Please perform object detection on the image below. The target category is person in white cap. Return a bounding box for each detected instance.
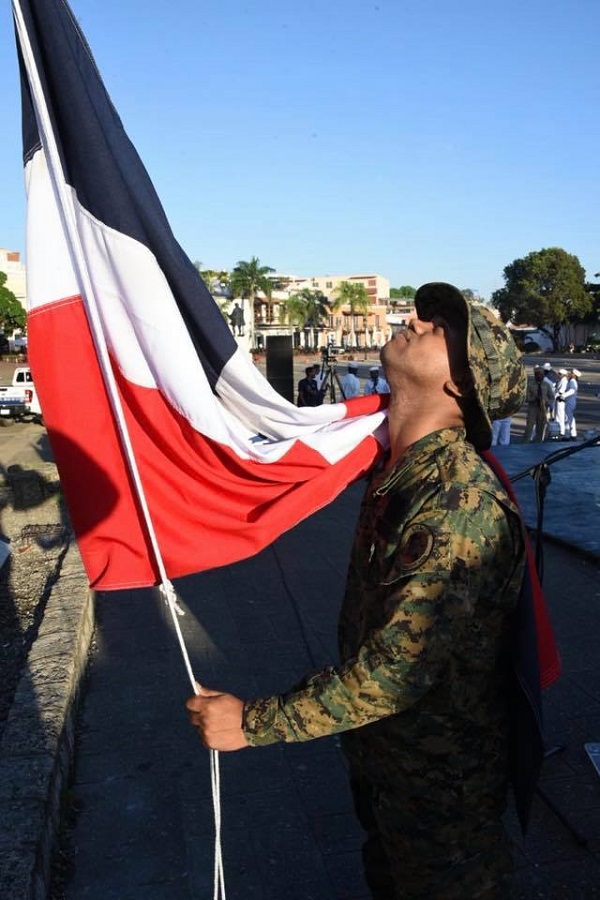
[542,361,556,380]
[363,364,390,396]
[563,368,581,439]
[554,368,569,436]
[340,362,361,399]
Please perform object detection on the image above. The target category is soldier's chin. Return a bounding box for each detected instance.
[379,340,393,368]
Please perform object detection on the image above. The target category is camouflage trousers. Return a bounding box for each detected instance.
[348,770,513,899]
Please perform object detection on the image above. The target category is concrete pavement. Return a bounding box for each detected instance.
[0,425,599,898]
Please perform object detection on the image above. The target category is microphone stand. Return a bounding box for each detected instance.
[510,430,599,846]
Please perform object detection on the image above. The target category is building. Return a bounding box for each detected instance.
[252,271,393,351]
[386,299,416,332]
[0,249,27,309]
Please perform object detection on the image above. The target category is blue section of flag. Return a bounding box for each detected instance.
[14,0,235,389]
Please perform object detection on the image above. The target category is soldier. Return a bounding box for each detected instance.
[187,283,528,898]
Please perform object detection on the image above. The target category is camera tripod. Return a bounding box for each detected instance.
[317,356,347,403]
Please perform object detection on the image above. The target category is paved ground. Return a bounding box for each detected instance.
[0,355,599,899]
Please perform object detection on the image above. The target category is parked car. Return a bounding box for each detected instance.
[585,333,600,353]
[510,328,554,353]
[0,366,42,422]
[11,336,28,353]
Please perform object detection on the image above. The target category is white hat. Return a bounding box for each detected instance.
[369,366,379,373]
[543,363,552,370]
[348,363,358,371]
[558,368,568,375]
[571,368,581,377]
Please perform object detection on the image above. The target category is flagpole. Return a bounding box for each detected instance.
[12,0,195,681]
[12,3,225,896]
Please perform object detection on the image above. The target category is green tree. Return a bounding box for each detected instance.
[283,288,331,348]
[229,256,278,326]
[390,285,416,299]
[193,261,230,294]
[229,256,275,302]
[193,262,231,324]
[492,248,592,351]
[284,288,330,327]
[331,281,370,344]
[0,272,26,334]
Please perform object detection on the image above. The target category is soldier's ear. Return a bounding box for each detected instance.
[444,372,474,400]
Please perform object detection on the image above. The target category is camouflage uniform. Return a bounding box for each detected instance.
[244,427,525,899]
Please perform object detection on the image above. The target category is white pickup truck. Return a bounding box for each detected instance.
[0,366,42,421]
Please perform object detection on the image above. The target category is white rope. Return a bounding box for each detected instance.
[211,750,226,899]
[159,582,226,899]
[13,4,225,897]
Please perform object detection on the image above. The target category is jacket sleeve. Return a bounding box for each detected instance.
[243,503,514,746]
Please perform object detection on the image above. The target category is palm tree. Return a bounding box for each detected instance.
[284,288,331,348]
[331,281,370,347]
[200,269,230,294]
[229,256,276,327]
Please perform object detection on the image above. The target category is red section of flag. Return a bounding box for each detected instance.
[482,450,561,689]
[523,536,561,690]
[29,298,382,589]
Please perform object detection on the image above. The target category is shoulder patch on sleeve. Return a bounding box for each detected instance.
[398,523,435,572]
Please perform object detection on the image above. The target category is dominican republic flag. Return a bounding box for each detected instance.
[13,0,389,591]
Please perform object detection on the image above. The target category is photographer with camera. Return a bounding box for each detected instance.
[296,365,321,407]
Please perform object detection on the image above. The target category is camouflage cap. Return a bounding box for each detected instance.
[414,282,526,450]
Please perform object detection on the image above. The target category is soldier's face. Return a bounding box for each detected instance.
[381,316,461,389]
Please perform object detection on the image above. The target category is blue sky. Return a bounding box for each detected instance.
[1,0,599,299]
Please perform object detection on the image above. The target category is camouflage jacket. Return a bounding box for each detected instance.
[243,428,525,770]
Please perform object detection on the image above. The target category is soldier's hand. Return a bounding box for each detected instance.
[186,684,249,751]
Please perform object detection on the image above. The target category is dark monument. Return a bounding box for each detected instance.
[229,302,245,336]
